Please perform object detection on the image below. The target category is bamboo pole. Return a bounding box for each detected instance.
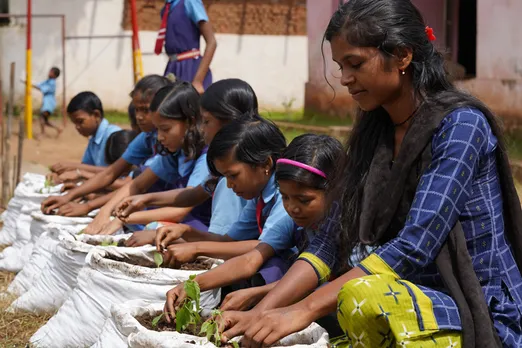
[8,63,16,197]
[1,70,8,207]
[16,110,25,186]
[130,0,144,83]
[24,0,33,139]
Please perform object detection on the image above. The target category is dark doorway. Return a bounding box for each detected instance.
[457,0,477,77]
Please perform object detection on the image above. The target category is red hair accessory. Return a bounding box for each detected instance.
[425,26,436,41]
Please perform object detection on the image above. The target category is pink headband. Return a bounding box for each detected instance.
[276,159,327,179]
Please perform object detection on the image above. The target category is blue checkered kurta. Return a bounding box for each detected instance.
[358,107,522,346]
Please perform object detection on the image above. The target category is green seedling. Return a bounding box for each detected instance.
[153,251,164,268]
[101,240,118,247]
[175,275,201,333]
[151,312,164,328]
[200,309,225,347]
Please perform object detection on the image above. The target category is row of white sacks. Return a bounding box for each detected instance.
[0,173,330,347]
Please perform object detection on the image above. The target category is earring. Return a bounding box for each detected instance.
[401,70,406,75]
[265,169,269,176]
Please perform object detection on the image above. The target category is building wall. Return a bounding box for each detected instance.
[305,0,522,120]
[0,0,307,112]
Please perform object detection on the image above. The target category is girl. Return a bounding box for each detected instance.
[83,81,211,235]
[219,134,345,313]
[157,118,297,322]
[41,75,172,216]
[221,1,522,347]
[156,0,216,94]
[114,78,258,237]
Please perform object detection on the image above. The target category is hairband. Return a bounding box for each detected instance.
[276,159,327,179]
[425,26,436,41]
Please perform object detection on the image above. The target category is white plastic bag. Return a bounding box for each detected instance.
[94,300,330,348]
[0,212,90,273]
[9,233,131,313]
[31,247,222,348]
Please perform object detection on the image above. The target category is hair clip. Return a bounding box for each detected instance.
[425,26,436,41]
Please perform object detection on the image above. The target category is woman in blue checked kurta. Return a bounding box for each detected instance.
[221,1,522,347]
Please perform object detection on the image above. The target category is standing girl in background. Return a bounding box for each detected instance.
[222,0,522,347]
[155,0,216,94]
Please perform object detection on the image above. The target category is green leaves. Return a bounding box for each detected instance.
[231,341,240,348]
[175,303,191,332]
[101,240,117,247]
[151,313,164,328]
[185,275,200,311]
[153,252,163,268]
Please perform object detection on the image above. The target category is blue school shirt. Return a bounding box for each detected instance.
[81,119,121,167]
[121,131,157,165]
[226,174,295,253]
[208,177,248,235]
[149,150,209,188]
[164,0,208,26]
[38,79,57,113]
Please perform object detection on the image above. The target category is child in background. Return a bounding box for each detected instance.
[68,92,122,167]
[82,81,211,235]
[156,0,216,93]
[41,75,172,215]
[30,66,62,138]
[156,118,297,322]
[115,78,258,243]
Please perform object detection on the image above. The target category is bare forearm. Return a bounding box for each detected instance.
[195,240,260,260]
[297,267,367,321]
[125,207,192,225]
[253,260,320,313]
[84,191,118,211]
[145,186,209,208]
[106,176,132,191]
[181,226,233,243]
[194,22,216,84]
[75,164,106,173]
[65,168,122,201]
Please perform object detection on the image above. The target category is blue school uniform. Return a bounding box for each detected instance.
[81,119,121,167]
[37,78,57,114]
[162,0,212,88]
[226,174,296,284]
[149,148,212,230]
[206,177,248,235]
[121,131,157,165]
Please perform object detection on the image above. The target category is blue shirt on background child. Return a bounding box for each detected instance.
[82,119,121,167]
[38,79,57,114]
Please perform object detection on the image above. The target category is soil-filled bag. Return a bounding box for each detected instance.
[30,247,222,348]
[93,300,330,348]
[0,211,90,273]
[0,173,61,246]
[8,234,130,315]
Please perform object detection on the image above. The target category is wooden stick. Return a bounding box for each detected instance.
[12,155,17,198]
[7,63,15,197]
[16,112,24,186]
[0,70,7,207]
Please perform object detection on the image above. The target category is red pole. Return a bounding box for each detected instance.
[129,0,143,83]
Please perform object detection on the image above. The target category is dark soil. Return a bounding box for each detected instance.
[84,239,126,247]
[105,255,213,270]
[179,258,213,271]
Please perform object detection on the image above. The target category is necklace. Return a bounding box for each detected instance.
[393,106,420,127]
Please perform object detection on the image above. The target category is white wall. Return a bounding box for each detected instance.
[0,0,307,111]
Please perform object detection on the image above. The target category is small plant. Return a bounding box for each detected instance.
[153,251,163,268]
[39,178,54,194]
[100,240,118,247]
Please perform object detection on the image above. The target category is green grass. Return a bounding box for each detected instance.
[105,110,131,125]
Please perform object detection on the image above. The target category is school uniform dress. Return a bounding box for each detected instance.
[333,109,522,347]
[161,0,212,88]
[148,148,212,231]
[81,119,121,167]
[202,177,248,235]
[226,174,296,285]
[37,79,57,115]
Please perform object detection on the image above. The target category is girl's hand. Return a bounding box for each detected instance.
[46,172,60,184]
[164,283,188,323]
[84,214,111,235]
[61,182,77,192]
[51,162,74,174]
[163,243,197,268]
[57,202,91,217]
[220,288,264,311]
[192,80,205,94]
[124,230,156,247]
[239,306,312,348]
[155,224,190,251]
[98,218,123,235]
[114,195,149,220]
[41,195,71,214]
[218,310,257,343]
[58,170,81,183]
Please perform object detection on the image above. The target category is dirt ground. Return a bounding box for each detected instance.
[1,121,128,176]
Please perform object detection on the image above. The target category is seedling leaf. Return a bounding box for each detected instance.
[153,251,163,268]
[184,276,200,311]
[152,313,164,328]
[176,304,191,332]
[231,342,240,348]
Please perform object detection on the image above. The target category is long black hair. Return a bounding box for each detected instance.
[130,74,172,101]
[200,78,260,122]
[105,130,139,164]
[276,134,343,191]
[156,81,205,160]
[326,0,505,263]
[207,116,286,177]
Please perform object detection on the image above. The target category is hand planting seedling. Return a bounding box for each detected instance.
[39,177,54,194]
